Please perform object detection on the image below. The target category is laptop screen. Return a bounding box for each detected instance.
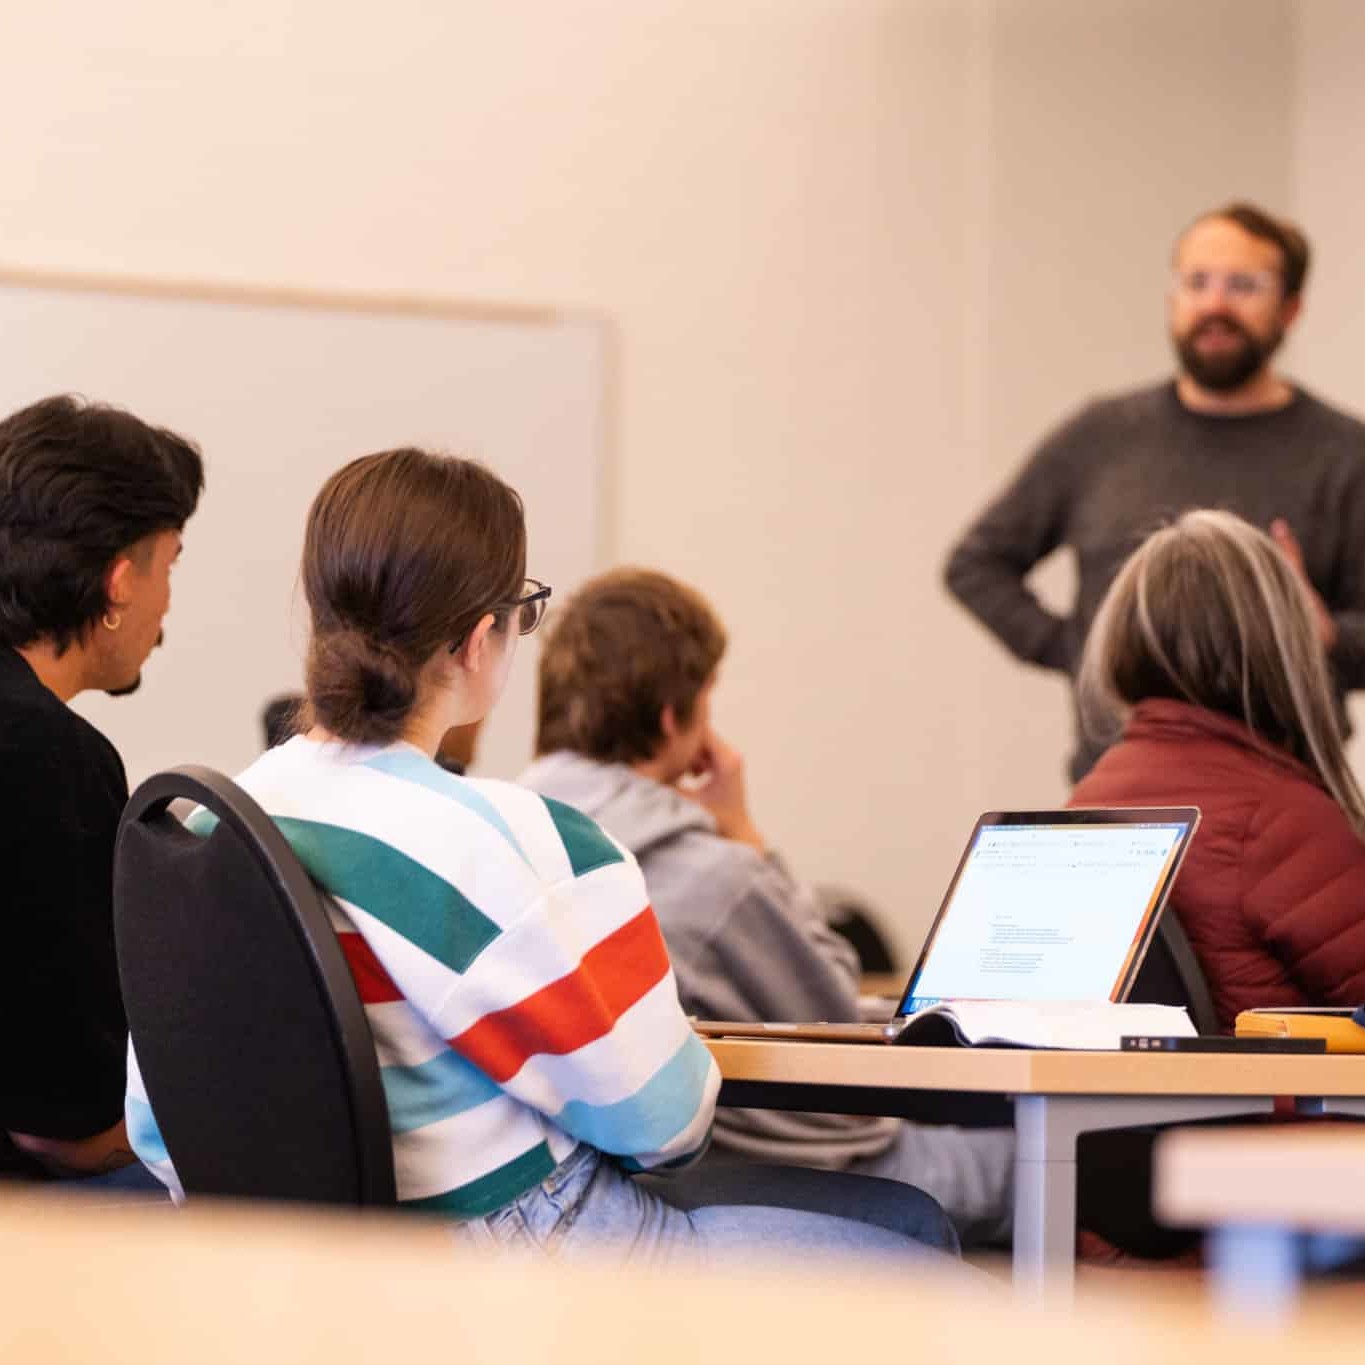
[897,810,1198,1014]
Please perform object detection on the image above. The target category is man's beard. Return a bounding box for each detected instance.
[1173,314,1283,392]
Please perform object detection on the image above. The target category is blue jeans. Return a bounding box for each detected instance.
[81,1161,167,1193]
[42,1160,170,1200]
[450,1145,955,1266]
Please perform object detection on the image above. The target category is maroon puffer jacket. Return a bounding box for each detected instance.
[1070,698,1365,1031]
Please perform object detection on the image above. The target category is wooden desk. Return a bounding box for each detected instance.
[706,1039,1365,1296]
[1156,1123,1365,1314]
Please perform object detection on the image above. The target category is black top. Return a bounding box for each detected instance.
[0,647,129,1154]
[944,382,1365,780]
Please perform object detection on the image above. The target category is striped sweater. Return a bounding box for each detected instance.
[125,735,720,1216]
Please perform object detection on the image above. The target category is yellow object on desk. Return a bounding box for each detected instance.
[1235,1007,1365,1053]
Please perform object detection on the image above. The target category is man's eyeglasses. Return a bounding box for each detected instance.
[503,578,552,636]
[1171,268,1281,301]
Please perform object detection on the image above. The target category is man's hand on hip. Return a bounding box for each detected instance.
[1271,518,1339,650]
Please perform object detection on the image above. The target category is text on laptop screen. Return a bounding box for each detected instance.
[901,822,1188,1011]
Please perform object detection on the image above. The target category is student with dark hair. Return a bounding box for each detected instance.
[128,448,956,1261]
[522,568,1013,1246]
[0,394,204,1184]
[945,200,1365,781]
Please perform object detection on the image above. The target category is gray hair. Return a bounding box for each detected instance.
[1079,509,1365,837]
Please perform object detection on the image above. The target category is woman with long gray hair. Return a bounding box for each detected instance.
[1071,508,1365,1032]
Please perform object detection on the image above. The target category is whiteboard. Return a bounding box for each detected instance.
[0,274,607,785]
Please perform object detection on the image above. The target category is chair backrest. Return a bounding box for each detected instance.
[1129,912,1221,1036]
[114,765,396,1206]
[817,884,898,973]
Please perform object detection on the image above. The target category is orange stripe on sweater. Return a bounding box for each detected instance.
[449,908,670,1082]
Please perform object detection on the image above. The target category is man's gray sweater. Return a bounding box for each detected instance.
[944,381,1365,779]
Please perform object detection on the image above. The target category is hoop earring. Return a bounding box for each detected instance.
[101,611,123,632]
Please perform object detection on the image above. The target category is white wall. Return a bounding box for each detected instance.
[958,0,1295,846]
[1291,0,1365,772]
[0,0,1318,955]
[1291,0,1365,406]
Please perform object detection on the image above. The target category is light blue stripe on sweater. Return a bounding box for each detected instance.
[381,1049,503,1135]
[554,1033,712,1156]
[362,750,529,863]
[125,1094,169,1166]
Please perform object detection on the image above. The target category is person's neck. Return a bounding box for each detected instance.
[304,718,436,756]
[1175,368,1294,416]
[631,753,680,786]
[305,691,479,759]
[14,638,92,703]
[402,694,483,760]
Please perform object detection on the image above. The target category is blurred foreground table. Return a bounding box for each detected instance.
[1157,1121,1365,1316]
[2,1187,1365,1363]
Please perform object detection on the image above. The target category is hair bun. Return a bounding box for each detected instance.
[306,629,418,745]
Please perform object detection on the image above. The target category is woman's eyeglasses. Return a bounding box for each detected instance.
[504,578,552,636]
[450,579,553,654]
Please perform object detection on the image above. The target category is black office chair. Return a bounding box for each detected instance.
[818,884,899,974]
[1076,915,1225,1256]
[113,765,396,1206]
[1130,912,1221,1036]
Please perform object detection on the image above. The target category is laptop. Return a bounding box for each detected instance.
[693,806,1201,1044]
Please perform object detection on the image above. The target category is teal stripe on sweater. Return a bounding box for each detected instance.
[401,1141,557,1219]
[274,817,500,973]
[361,750,529,864]
[381,1050,502,1135]
[541,797,625,878]
[619,1137,711,1175]
[185,808,218,836]
[554,1032,711,1156]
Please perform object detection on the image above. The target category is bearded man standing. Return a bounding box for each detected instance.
[944,202,1365,780]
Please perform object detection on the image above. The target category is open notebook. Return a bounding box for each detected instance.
[694,807,1201,1050]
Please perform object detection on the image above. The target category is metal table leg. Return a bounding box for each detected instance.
[1012,1093,1278,1301]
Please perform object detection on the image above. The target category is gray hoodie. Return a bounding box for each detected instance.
[519,751,899,1168]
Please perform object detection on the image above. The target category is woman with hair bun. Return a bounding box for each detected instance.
[1073,508,1365,1031]
[128,446,955,1262]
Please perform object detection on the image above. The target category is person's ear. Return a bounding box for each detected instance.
[452,613,499,673]
[1280,292,1304,331]
[659,703,680,741]
[104,555,136,611]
